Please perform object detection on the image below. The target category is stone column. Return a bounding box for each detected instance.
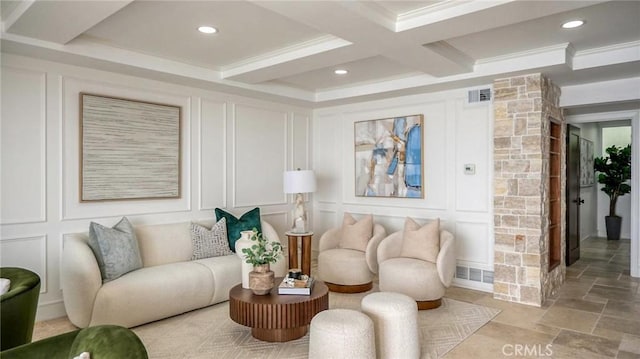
[492,73,565,306]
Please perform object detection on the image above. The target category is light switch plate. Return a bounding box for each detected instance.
[464,164,476,175]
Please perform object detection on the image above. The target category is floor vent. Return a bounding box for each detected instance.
[456,265,494,283]
[468,88,491,103]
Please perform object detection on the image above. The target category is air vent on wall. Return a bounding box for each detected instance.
[468,88,491,103]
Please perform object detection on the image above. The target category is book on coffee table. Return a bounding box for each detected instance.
[278,276,315,295]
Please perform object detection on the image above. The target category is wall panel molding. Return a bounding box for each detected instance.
[0,235,48,293]
[232,104,288,207]
[1,66,47,225]
[199,97,227,211]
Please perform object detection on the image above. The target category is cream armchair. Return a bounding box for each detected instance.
[377,223,456,309]
[317,214,387,293]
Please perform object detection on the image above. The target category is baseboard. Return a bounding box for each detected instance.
[36,300,67,321]
[452,278,493,293]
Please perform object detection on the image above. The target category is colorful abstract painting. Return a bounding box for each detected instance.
[354,115,423,198]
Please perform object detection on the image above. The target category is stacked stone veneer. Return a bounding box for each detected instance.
[493,73,566,306]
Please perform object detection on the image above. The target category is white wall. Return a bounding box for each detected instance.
[573,123,599,240]
[597,123,632,239]
[312,87,494,291]
[0,54,311,320]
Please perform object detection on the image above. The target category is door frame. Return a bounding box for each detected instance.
[566,109,639,277]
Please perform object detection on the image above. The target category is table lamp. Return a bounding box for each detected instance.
[283,169,316,233]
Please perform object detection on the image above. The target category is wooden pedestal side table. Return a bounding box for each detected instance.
[228,278,329,342]
[285,231,313,276]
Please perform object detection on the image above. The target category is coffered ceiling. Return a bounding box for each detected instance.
[1,0,639,107]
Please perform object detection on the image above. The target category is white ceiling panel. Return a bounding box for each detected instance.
[274,56,419,91]
[1,0,638,106]
[446,1,640,59]
[80,0,324,69]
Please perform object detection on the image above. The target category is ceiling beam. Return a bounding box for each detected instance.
[3,0,133,44]
[252,1,474,78]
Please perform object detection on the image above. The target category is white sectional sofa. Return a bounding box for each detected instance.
[62,219,287,328]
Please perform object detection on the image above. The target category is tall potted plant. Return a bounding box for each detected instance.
[594,144,632,240]
[241,228,282,295]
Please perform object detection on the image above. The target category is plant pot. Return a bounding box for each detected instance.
[249,264,274,295]
[605,216,622,241]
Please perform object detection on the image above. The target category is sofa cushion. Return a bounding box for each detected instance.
[88,217,143,282]
[90,262,214,328]
[400,217,440,263]
[190,218,233,260]
[192,255,242,304]
[135,222,192,267]
[339,213,373,252]
[215,207,262,252]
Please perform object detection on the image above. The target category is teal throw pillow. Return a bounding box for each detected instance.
[88,217,143,282]
[215,207,262,252]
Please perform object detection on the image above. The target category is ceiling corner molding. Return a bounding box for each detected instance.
[396,0,515,32]
[572,40,640,70]
[338,1,396,32]
[221,35,352,82]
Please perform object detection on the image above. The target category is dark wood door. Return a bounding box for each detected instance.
[566,125,581,265]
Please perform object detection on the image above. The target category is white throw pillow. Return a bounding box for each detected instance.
[0,278,10,296]
[338,213,373,252]
[399,217,440,263]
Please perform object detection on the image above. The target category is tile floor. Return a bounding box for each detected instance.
[444,237,640,359]
[33,237,640,358]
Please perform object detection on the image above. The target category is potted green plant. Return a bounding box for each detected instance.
[240,228,282,295]
[594,144,632,240]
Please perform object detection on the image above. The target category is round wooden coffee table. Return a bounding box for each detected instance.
[229,278,329,342]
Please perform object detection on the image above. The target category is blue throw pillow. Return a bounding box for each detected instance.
[214,207,262,252]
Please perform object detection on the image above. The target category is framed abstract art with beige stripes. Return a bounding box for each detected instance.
[80,93,181,201]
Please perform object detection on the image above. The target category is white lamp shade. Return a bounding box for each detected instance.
[283,170,316,193]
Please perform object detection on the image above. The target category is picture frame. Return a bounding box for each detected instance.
[580,138,594,187]
[354,114,424,198]
[80,93,181,201]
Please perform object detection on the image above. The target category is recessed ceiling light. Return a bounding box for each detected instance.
[334,69,348,75]
[562,20,584,29]
[198,26,218,34]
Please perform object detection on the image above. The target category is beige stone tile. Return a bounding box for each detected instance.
[552,329,620,357]
[603,299,640,319]
[595,277,639,290]
[552,297,606,313]
[475,321,555,346]
[596,315,640,336]
[538,306,600,333]
[549,344,613,359]
[619,333,640,356]
[589,285,638,301]
[444,286,491,303]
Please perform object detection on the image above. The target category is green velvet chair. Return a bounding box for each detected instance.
[0,267,41,351]
[0,325,148,359]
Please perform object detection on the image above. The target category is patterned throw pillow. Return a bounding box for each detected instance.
[191,218,233,260]
[88,217,143,282]
[214,207,262,252]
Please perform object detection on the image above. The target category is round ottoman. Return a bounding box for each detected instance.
[361,292,420,359]
[309,309,375,359]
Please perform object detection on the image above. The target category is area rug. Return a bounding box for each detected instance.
[131,287,500,359]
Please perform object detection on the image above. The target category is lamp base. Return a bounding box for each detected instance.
[291,217,308,233]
